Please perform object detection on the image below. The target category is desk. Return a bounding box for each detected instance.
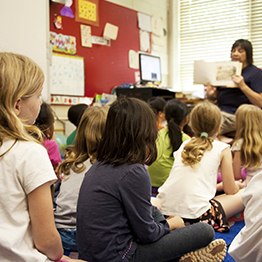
[115,87,176,102]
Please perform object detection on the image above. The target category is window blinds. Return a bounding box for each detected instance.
[179,0,262,92]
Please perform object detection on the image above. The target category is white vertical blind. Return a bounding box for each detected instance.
[179,0,262,92]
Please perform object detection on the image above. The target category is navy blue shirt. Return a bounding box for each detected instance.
[77,162,170,262]
[217,65,262,114]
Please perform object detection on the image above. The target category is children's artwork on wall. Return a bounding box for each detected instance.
[138,12,152,32]
[128,50,139,69]
[75,0,99,27]
[81,24,92,47]
[54,15,63,29]
[50,32,76,54]
[140,30,150,52]
[91,36,110,46]
[60,0,74,18]
[50,53,85,96]
[103,23,119,40]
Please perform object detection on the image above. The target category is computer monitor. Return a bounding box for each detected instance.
[139,53,161,85]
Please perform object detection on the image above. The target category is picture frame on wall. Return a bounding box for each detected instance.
[75,0,99,27]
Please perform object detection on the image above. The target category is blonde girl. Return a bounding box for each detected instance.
[54,105,108,252]
[158,101,244,232]
[232,104,262,185]
[0,52,84,262]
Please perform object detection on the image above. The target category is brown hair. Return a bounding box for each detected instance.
[97,97,158,166]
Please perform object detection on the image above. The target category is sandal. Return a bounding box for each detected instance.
[179,239,227,262]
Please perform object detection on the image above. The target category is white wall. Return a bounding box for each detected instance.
[0,0,50,100]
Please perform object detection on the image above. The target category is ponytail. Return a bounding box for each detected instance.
[181,136,213,168]
[168,119,182,156]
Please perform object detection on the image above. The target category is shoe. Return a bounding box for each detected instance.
[179,239,227,262]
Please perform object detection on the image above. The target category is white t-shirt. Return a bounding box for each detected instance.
[0,138,57,262]
[55,159,92,228]
[232,138,262,185]
[158,139,229,218]
[229,171,262,262]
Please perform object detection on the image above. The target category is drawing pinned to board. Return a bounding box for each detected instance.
[75,0,99,27]
[128,50,139,69]
[103,23,119,40]
[60,0,74,18]
[91,36,110,46]
[138,12,152,32]
[50,53,85,96]
[139,30,150,52]
[81,24,92,47]
[50,32,76,54]
[54,15,63,29]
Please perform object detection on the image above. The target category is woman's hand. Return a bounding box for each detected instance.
[206,81,218,101]
[166,215,185,230]
[232,75,246,90]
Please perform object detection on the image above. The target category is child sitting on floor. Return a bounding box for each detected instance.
[35,102,62,175]
[0,52,84,262]
[147,98,190,192]
[157,101,245,232]
[148,96,167,130]
[232,104,262,186]
[54,105,109,252]
[76,97,227,262]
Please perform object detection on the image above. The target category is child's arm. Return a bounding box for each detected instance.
[220,147,244,194]
[28,182,63,261]
[232,151,243,180]
[166,215,185,230]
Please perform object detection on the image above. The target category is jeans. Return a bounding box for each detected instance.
[132,220,215,262]
[57,228,78,252]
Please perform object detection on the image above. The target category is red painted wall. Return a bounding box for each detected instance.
[50,0,141,97]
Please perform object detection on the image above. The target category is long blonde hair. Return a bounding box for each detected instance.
[234,104,262,168]
[59,106,109,175]
[0,52,44,145]
[181,101,221,167]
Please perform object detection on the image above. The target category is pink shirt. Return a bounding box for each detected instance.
[43,139,62,166]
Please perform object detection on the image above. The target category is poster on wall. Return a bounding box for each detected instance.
[75,0,99,27]
[50,32,76,54]
[50,53,85,96]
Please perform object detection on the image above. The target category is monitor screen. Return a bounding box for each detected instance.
[139,53,161,84]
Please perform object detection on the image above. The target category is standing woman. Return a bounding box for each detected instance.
[206,39,262,135]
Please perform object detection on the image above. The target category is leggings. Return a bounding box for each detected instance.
[130,207,215,262]
[132,222,214,262]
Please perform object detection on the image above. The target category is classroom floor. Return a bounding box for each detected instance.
[214,215,245,262]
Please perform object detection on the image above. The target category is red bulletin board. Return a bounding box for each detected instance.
[50,0,142,97]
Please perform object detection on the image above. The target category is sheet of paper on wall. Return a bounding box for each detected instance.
[139,30,150,52]
[91,36,111,46]
[103,23,119,40]
[152,16,163,37]
[138,12,152,32]
[81,24,92,48]
[194,60,242,87]
[152,34,164,46]
[128,50,139,69]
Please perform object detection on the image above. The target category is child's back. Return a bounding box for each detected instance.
[54,105,108,251]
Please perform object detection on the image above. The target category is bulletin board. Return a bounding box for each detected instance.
[50,53,85,96]
[50,1,141,97]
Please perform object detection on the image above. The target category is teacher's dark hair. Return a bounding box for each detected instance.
[231,39,253,65]
[97,97,158,166]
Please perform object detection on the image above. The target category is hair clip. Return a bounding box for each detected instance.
[200,132,208,138]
